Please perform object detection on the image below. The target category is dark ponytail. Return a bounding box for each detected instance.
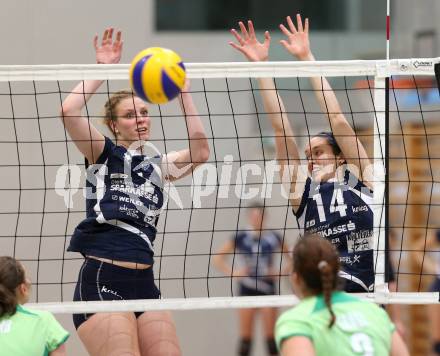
[317,260,336,327]
[293,235,340,328]
[0,256,25,317]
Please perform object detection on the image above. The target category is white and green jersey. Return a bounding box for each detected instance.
[0,305,69,356]
[276,292,394,356]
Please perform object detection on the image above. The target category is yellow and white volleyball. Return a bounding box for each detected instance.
[129,47,186,104]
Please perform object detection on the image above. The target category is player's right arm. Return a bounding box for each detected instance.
[229,21,304,210]
[60,28,123,163]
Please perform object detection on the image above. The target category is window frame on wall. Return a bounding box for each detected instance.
[155,0,385,32]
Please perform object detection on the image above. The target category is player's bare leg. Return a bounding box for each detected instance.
[137,311,181,356]
[78,312,141,356]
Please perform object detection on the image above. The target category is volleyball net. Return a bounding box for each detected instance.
[0,59,438,314]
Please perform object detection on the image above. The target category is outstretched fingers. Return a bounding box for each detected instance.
[229,41,246,55]
[101,28,112,46]
[238,21,250,40]
[279,39,289,50]
[93,34,98,50]
[115,30,122,44]
[304,17,309,33]
[230,28,245,46]
[247,20,256,39]
[107,28,114,45]
[101,29,108,45]
[286,16,297,34]
[263,31,271,46]
[229,20,270,62]
[279,23,291,37]
[114,30,123,50]
[296,14,303,32]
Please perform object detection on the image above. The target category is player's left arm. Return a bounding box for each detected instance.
[162,79,210,181]
[280,14,372,189]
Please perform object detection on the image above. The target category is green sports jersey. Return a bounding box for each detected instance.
[0,305,69,356]
[275,292,394,356]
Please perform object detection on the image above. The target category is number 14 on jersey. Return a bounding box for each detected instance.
[312,189,347,223]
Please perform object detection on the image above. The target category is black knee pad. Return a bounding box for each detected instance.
[238,338,252,356]
[266,338,278,355]
[434,341,440,355]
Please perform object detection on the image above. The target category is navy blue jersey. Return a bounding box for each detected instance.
[68,137,164,265]
[234,230,282,294]
[295,169,374,292]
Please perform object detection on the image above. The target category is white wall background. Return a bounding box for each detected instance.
[0,1,437,356]
[392,0,440,58]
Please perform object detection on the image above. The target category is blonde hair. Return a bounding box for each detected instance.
[103,90,135,136]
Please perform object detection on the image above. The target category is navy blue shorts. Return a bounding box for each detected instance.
[342,279,372,293]
[239,279,276,296]
[73,258,160,329]
[429,277,440,292]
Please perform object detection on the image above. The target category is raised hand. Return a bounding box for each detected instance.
[279,14,313,61]
[93,28,123,65]
[229,20,270,62]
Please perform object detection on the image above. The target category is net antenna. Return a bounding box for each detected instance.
[379,0,390,295]
[372,0,391,293]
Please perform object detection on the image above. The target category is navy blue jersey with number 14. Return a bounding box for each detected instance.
[295,169,374,292]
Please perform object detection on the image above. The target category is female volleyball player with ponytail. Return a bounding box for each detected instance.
[229,14,376,293]
[0,256,69,356]
[61,28,209,356]
[275,234,409,356]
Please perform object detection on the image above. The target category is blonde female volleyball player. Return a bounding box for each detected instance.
[213,202,290,356]
[0,256,69,356]
[61,29,209,356]
[275,235,409,356]
[229,15,376,293]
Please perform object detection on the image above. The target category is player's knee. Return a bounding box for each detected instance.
[266,338,278,355]
[145,340,181,356]
[238,338,252,356]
